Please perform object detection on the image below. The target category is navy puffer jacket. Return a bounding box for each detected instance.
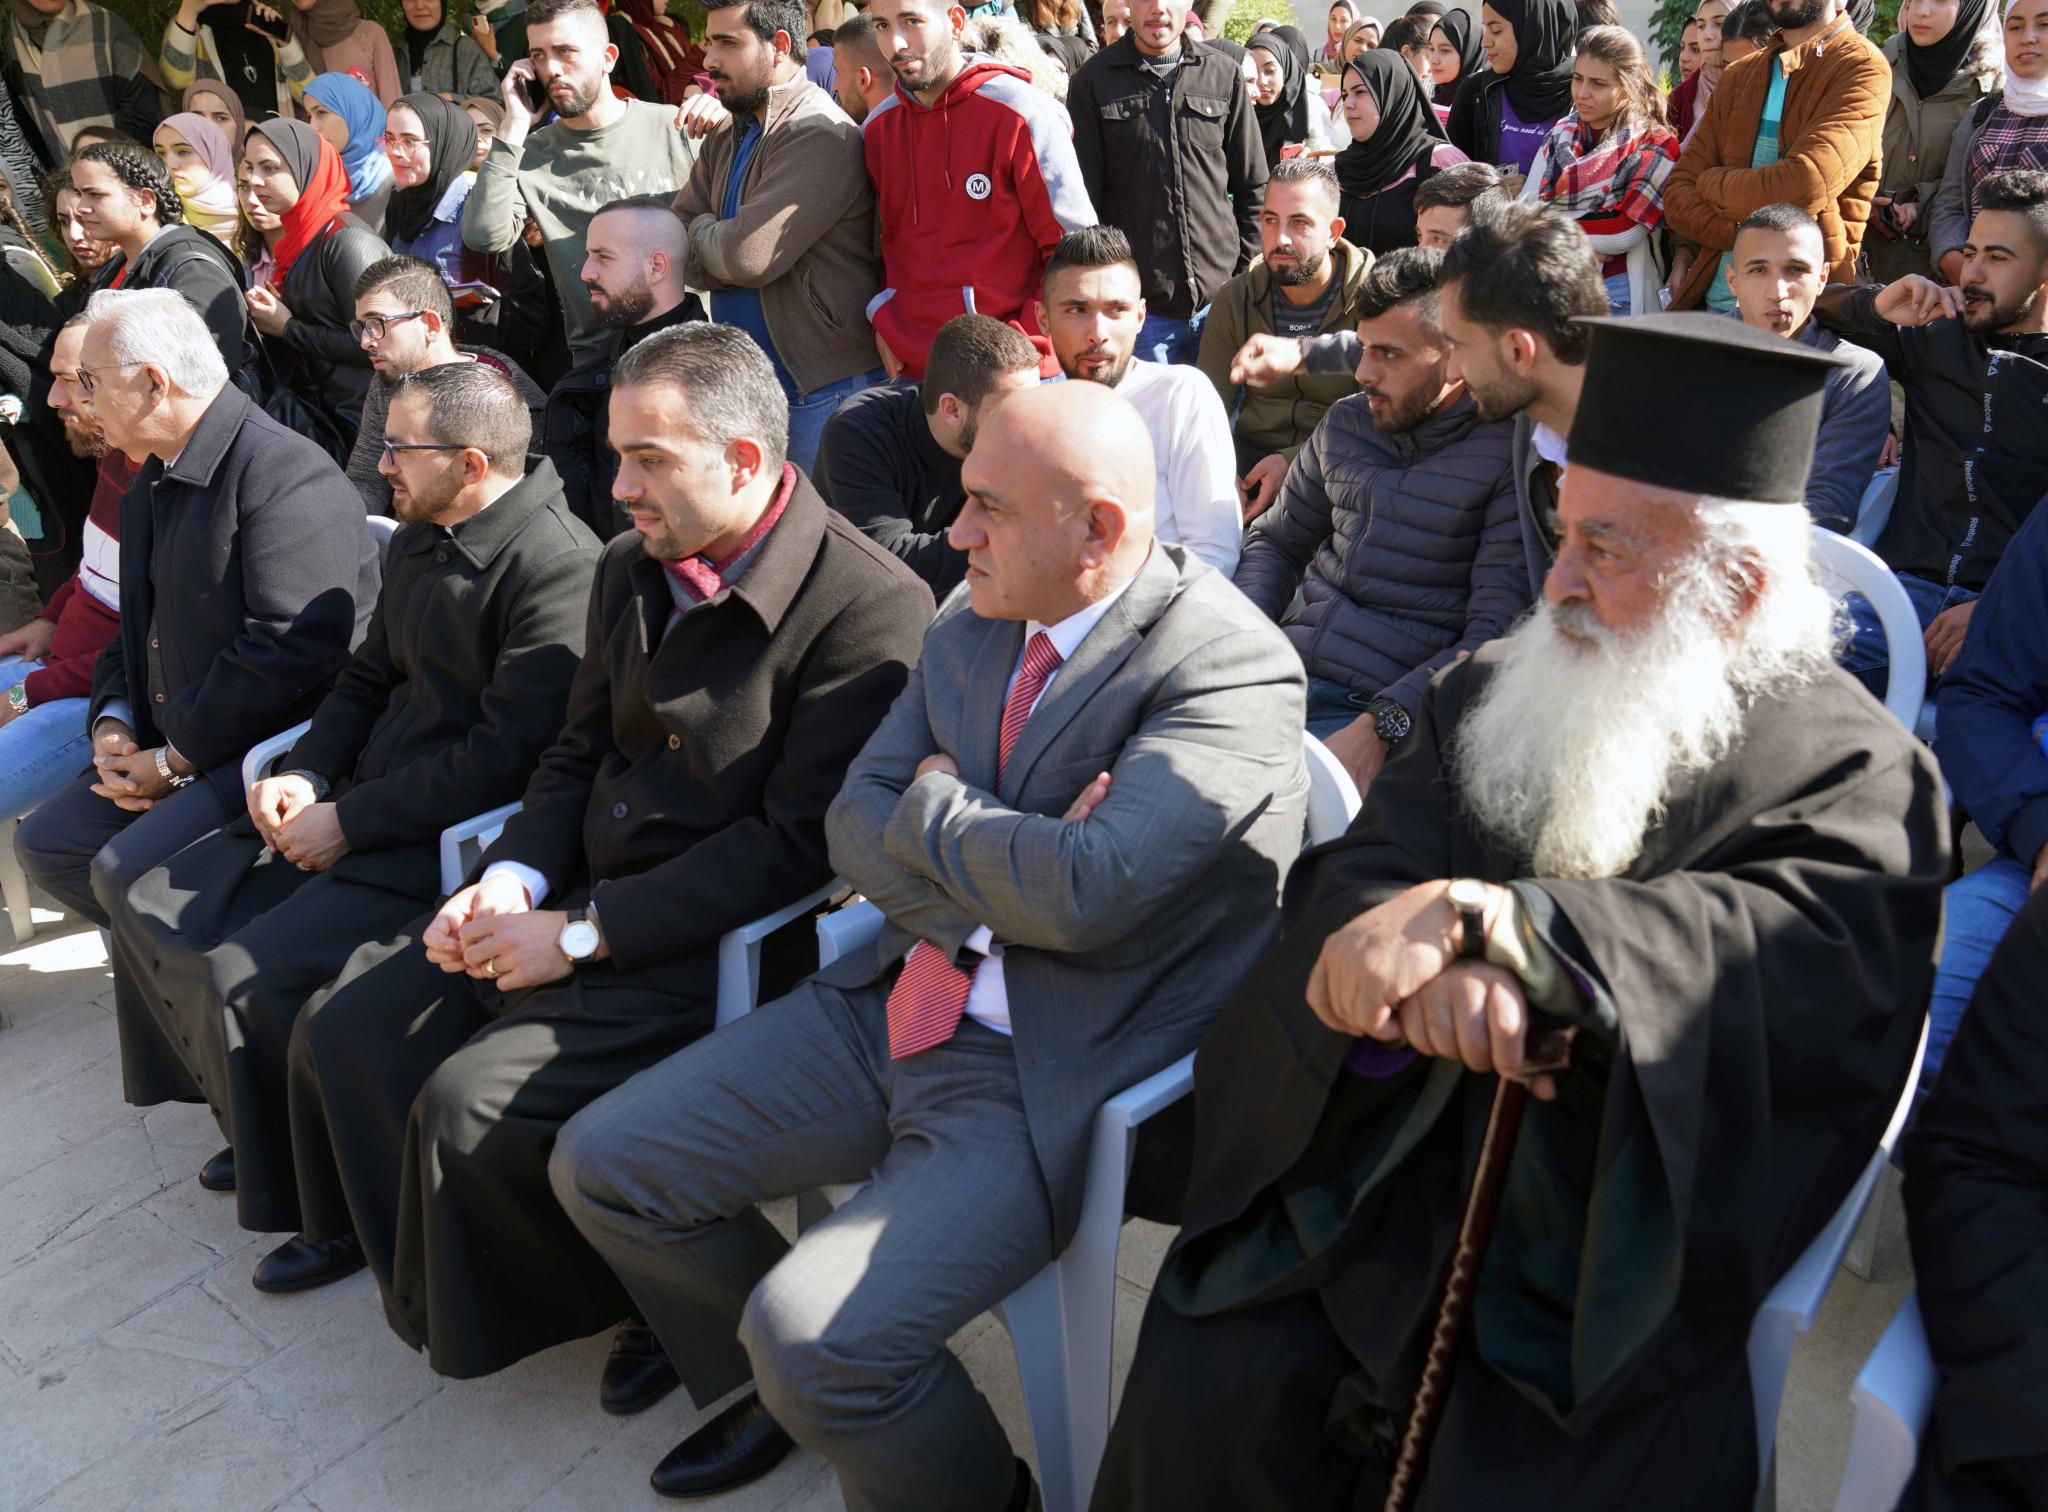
[1232,389,1527,713]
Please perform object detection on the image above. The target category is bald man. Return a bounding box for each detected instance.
[551,381,1310,1506]
[543,196,705,536]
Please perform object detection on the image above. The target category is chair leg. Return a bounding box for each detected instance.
[1844,1168,1891,1282]
[994,1218,1124,1512]
[0,817,31,945]
[997,1264,1080,1512]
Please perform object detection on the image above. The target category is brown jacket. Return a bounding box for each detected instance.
[1664,13,1889,309]
[673,75,882,395]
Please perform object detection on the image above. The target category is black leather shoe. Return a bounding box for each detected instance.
[600,1318,681,1416]
[198,1147,235,1193]
[650,1391,794,1499]
[251,1233,367,1294]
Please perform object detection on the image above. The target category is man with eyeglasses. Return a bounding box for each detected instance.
[16,286,378,1134]
[342,255,546,515]
[102,360,599,1253]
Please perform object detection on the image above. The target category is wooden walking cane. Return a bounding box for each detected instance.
[1382,1024,1576,1512]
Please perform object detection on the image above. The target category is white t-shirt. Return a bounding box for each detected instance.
[1112,359,1243,577]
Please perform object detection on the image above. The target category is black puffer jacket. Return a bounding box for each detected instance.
[1232,389,1526,714]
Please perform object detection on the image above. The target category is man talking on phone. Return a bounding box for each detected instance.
[461,0,698,360]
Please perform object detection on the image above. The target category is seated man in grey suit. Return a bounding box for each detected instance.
[550,379,1310,1509]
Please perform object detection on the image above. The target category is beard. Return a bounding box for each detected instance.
[1452,569,1772,880]
[1464,364,1539,424]
[1068,345,1136,388]
[1269,249,1327,287]
[589,278,655,329]
[1962,282,2040,332]
[1765,0,1827,26]
[392,471,464,526]
[1365,369,1448,434]
[712,68,771,116]
[60,412,103,458]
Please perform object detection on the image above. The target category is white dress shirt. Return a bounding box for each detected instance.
[1112,359,1244,578]
[958,566,1138,1035]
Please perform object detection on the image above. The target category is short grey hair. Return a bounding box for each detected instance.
[613,323,789,468]
[83,288,228,396]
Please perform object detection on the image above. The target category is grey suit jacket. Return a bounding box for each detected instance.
[824,543,1309,1250]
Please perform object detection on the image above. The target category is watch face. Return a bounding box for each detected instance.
[560,920,601,959]
[1446,879,1490,912]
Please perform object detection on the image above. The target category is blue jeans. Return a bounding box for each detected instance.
[1837,570,1979,701]
[0,656,90,822]
[1925,854,2033,1084]
[1305,674,1371,740]
[787,367,886,475]
[1135,307,1208,367]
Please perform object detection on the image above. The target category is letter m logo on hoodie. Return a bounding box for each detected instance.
[861,58,1097,381]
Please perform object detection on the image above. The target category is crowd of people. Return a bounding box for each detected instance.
[0,0,2040,1503]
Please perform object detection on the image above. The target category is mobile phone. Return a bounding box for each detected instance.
[249,4,291,41]
[517,71,549,114]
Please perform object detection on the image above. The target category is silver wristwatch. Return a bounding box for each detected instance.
[154,746,195,789]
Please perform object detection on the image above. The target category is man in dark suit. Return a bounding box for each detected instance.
[267,325,933,1392]
[105,363,600,1233]
[550,379,1309,1507]
[811,313,1041,597]
[15,286,376,1007]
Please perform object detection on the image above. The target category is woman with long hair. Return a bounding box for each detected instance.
[302,71,393,237]
[1248,26,1338,165]
[46,173,112,294]
[153,112,245,259]
[238,118,388,460]
[1334,49,1468,253]
[1523,25,1678,313]
[1926,0,2045,282]
[1870,0,2002,281]
[1446,0,1574,178]
[1428,6,1485,111]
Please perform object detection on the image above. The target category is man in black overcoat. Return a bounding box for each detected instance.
[106,363,600,1231]
[1095,315,1952,1511]
[261,324,934,1395]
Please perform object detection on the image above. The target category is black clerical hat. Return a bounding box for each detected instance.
[1565,312,1852,505]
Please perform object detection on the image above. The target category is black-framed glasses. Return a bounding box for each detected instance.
[379,439,476,464]
[350,310,427,343]
[74,361,148,396]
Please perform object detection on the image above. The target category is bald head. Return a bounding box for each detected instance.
[581,199,689,329]
[951,381,1156,623]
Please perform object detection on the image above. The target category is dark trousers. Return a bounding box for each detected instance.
[285,924,713,1378]
[114,827,429,1232]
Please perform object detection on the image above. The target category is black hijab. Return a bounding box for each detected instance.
[1430,8,1485,106]
[1268,22,1316,73]
[1904,0,1990,98]
[386,92,476,245]
[1247,33,1316,167]
[1488,0,1574,121]
[1334,48,1448,197]
[404,0,444,77]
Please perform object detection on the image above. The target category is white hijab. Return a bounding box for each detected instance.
[2005,0,2048,115]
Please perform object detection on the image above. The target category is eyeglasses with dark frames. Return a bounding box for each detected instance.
[73,361,149,396]
[350,310,428,343]
[379,439,480,464]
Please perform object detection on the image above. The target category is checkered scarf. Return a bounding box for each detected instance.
[1535,113,1680,229]
[7,0,152,160]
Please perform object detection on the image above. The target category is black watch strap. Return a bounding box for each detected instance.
[1368,696,1412,746]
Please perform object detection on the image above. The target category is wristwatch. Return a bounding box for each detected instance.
[1447,877,1491,961]
[154,746,195,789]
[5,682,25,717]
[1366,696,1412,747]
[558,906,602,964]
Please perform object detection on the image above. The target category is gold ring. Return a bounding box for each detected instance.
[485,959,500,978]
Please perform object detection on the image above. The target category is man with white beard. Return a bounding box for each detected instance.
[1095,312,1951,1512]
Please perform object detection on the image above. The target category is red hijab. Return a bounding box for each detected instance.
[245,119,353,291]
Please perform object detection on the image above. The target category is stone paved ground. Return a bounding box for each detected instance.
[0,900,1909,1512]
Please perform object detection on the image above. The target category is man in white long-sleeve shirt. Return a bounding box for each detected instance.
[1038,226,1243,575]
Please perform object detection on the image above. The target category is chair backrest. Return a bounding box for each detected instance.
[1302,732,1363,847]
[366,514,399,566]
[1810,527,1926,732]
[437,801,522,895]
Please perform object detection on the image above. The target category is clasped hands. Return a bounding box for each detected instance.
[247,773,349,873]
[1307,879,1558,1100]
[423,871,600,993]
[89,719,186,813]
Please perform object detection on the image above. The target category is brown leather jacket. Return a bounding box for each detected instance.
[1664,12,1889,309]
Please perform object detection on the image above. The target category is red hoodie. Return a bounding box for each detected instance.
[861,58,1097,380]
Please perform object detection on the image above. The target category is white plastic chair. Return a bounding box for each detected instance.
[239,719,314,796]
[1833,1293,1934,1512]
[0,817,33,944]
[435,805,838,1030]
[1850,467,1899,552]
[1748,1019,1929,1512]
[365,514,399,561]
[1810,527,1926,733]
[808,731,1361,1512]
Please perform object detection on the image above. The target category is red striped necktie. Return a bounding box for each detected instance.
[885,630,1064,1060]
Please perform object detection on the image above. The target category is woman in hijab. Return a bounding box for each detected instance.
[1333,49,1468,253]
[303,71,393,237]
[153,113,244,258]
[1929,0,2048,281]
[399,0,499,98]
[1869,0,2001,281]
[1445,0,1574,177]
[1427,7,1485,110]
[1248,27,1336,166]
[182,81,247,146]
[383,91,477,281]
[1665,0,1724,141]
[286,0,398,101]
[238,117,389,460]
[462,95,503,167]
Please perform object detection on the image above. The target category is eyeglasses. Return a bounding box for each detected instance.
[73,361,148,396]
[350,311,428,343]
[386,132,431,155]
[379,439,478,464]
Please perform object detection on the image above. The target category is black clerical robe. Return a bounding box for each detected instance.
[1097,643,1949,1511]
[1901,886,2048,1509]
